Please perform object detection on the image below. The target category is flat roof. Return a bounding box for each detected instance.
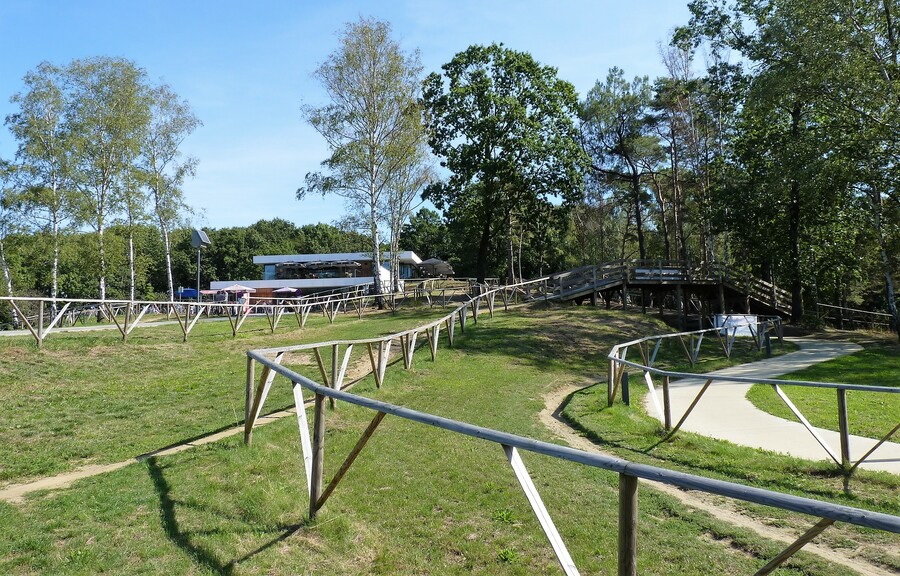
[253,251,421,266]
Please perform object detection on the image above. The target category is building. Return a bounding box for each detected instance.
[209,251,423,300]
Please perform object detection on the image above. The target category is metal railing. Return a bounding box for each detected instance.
[243,283,899,575]
[816,302,894,332]
[607,320,899,482]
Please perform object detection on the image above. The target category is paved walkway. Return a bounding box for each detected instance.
[644,338,900,473]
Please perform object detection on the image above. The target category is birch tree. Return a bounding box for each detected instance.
[5,62,75,304]
[139,83,200,301]
[298,17,426,305]
[66,57,150,300]
[0,159,20,327]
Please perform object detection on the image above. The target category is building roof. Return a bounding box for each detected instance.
[253,251,421,266]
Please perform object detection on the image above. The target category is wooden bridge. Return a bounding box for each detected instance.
[545,260,792,320]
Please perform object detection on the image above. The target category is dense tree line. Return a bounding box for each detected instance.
[0,218,368,321]
[4,4,898,336]
[401,2,899,335]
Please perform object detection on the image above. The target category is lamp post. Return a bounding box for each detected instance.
[191,228,211,303]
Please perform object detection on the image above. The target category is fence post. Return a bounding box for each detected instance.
[309,392,327,520]
[662,375,672,430]
[608,358,615,407]
[622,371,630,406]
[244,356,255,445]
[38,300,45,348]
[837,389,851,469]
[618,473,638,576]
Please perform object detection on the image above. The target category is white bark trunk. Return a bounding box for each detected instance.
[0,233,19,328]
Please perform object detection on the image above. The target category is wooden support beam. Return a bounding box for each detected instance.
[664,379,713,440]
[848,422,900,477]
[315,411,386,513]
[309,392,326,520]
[754,518,834,576]
[430,325,440,360]
[314,348,330,387]
[244,356,255,444]
[8,300,40,347]
[503,445,580,576]
[644,371,663,421]
[366,342,381,388]
[244,351,286,443]
[837,389,851,469]
[292,382,313,495]
[662,376,672,431]
[334,345,353,391]
[618,473,638,576]
[771,384,841,465]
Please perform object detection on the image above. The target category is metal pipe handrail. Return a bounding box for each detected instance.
[248,349,899,531]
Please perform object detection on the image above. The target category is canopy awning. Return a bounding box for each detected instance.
[220,284,256,293]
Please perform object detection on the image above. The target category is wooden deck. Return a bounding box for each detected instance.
[545,260,792,318]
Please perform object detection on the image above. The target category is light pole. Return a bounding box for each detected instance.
[191,228,211,303]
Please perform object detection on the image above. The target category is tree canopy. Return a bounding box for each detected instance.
[422,43,589,282]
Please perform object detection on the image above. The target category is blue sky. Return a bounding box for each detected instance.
[0,1,692,230]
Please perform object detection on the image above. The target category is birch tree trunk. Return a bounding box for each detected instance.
[0,234,18,328]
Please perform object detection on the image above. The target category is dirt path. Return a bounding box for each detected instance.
[540,382,896,576]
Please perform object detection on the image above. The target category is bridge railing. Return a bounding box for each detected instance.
[243,293,899,576]
[548,260,792,314]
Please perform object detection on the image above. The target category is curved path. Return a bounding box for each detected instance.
[643,338,900,473]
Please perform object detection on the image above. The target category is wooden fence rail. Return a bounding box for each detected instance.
[245,345,900,576]
[607,323,899,482]
[244,281,897,574]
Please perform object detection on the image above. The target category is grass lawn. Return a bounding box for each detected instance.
[746,339,900,440]
[0,304,896,574]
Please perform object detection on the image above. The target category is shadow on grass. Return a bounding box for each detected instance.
[146,456,309,575]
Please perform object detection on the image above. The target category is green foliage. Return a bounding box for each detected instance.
[300,17,427,298]
[422,43,589,282]
[399,207,449,260]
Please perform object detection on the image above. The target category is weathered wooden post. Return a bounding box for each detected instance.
[244,356,255,444]
[837,389,851,469]
[618,473,638,576]
[621,371,630,406]
[309,392,327,520]
[38,300,45,348]
[662,375,672,431]
[608,356,616,407]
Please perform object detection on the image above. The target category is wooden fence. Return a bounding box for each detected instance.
[607,321,899,482]
[816,302,895,332]
[243,282,899,575]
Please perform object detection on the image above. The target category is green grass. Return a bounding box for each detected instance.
[0,307,444,483]
[746,343,900,439]
[0,304,895,574]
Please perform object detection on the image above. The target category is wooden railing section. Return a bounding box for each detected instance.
[607,323,899,485]
[548,259,792,316]
[243,289,899,576]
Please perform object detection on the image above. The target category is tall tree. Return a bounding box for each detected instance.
[66,56,151,300]
[422,43,588,282]
[685,0,849,322]
[298,17,426,304]
[139,83,200,301]
[0,159,20,327]
[580,67,662,261]
[5,61,76,304]
[383,143,430,291]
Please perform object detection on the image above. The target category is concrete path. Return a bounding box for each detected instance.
[643,338,900,473]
